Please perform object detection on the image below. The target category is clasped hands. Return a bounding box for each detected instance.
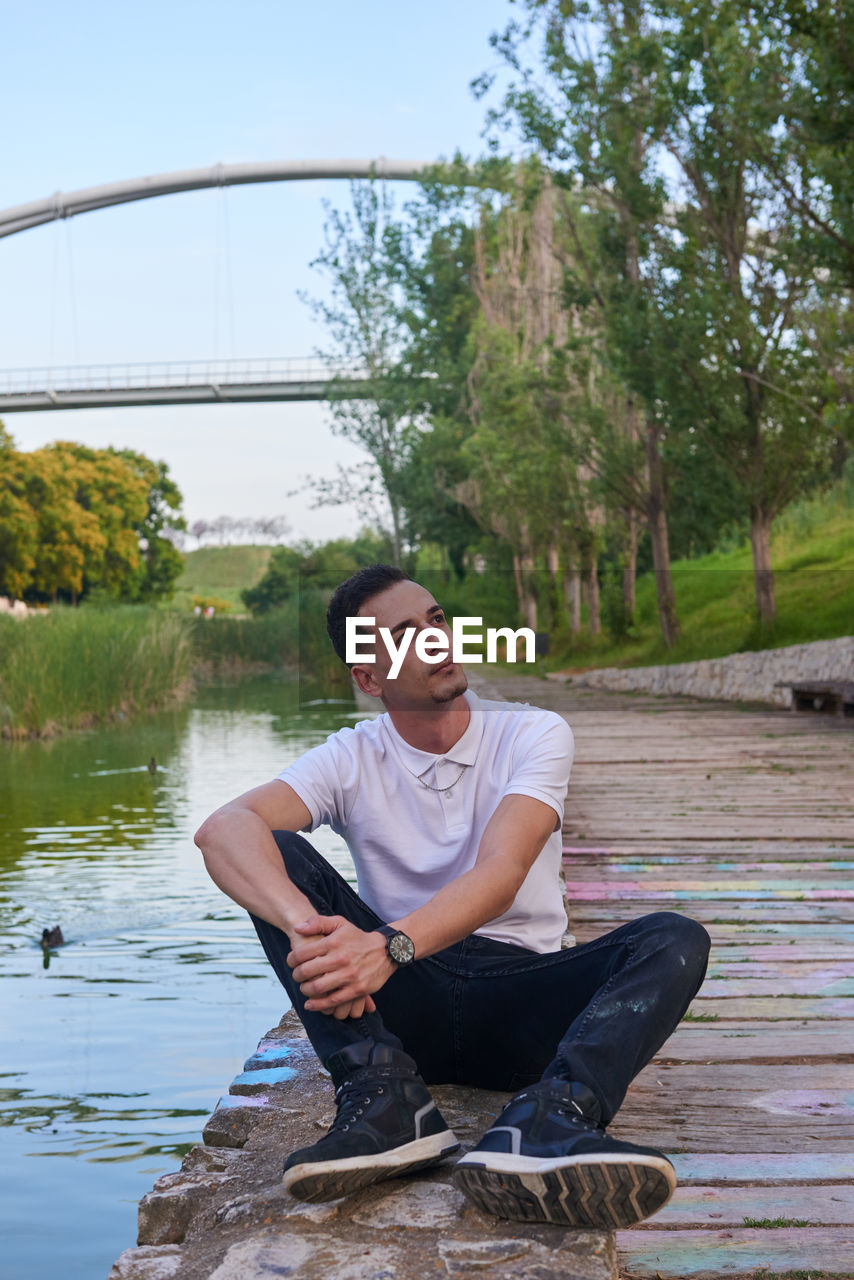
[287,915,396,1021]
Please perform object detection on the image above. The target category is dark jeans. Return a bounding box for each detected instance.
[250,831,710,1125]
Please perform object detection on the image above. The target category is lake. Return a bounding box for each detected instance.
[0,675,367,1280]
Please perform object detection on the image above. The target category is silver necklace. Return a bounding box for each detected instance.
[401,760,467,796]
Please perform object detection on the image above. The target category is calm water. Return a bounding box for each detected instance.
[0,676,367,1280]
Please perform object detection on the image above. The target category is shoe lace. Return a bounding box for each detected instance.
[502,1088,601,1132]
[553,1098,601,1131]
[330,1076,387,1134]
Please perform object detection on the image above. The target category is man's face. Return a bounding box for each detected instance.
[353,579,468,710]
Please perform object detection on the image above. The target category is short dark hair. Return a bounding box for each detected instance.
[326,564,411,664]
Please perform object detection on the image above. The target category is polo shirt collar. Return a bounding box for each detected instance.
[384,689,484,777]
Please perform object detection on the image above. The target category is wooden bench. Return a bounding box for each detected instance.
[776,678,854,718]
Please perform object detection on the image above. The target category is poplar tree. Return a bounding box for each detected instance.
[478,0,685,643]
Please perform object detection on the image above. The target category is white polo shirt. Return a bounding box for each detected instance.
[277,690,574,954]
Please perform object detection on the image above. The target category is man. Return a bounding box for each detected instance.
[195,564,709,1229]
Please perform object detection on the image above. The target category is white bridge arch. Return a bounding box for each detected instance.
[0,158,435,240]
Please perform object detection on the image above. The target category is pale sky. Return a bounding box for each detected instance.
[0,0,518,541]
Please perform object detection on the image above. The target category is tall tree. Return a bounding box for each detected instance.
[480,0,685,643]
[390,171,486,571]
[650,0,830,622]
[755,0,854,287]
[303,180,417,561]
[749,0,854,467]
[462,168,602,630]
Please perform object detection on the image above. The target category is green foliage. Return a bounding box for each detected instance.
[0,426,185,604]
[0,607,193,738]
[240,531,393,615]
[116,449,186,601]
[417,563,521,634]
[389,179,485,564]
[474,0,849,631]
[197,531,394,686]
[240,545,308,614]
[762,0,854,289]
[398,416,483,576]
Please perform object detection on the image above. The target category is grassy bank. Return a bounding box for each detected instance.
[0,608,194,739]
[548,495,854,673]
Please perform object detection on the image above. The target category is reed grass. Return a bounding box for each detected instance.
[0,607,194,738]
[190,591,350,688]
[190,608,298,669]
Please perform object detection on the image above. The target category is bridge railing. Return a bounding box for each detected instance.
[0,356,365,394]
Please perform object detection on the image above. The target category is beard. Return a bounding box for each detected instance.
[428,669,468,705]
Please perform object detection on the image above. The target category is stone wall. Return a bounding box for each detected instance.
[567,635,854,708]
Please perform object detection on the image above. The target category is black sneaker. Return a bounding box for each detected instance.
[283,1042,460,1202]
[454,1079,676,1229]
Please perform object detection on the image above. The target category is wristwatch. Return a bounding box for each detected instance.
[376,924,416,966]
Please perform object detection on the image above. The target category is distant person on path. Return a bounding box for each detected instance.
[196,565,709,1230]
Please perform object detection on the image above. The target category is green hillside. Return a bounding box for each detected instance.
[550,493,854,673]
[173,545,273,612]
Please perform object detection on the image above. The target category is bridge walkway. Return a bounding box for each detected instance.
[0,357,368,412]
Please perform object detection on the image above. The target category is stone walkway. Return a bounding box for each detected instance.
[109,672,854,1280]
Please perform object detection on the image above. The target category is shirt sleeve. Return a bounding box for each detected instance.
[276,728,361,833]
[502,710,574,821]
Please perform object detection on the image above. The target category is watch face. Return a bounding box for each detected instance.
[388,931,415,965]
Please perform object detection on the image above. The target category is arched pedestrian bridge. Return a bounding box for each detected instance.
[0,158,441,412]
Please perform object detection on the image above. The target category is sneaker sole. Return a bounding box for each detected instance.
[284,1131,461,1202]
[454,1151,676,1229]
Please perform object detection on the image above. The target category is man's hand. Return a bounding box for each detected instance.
[287,916,395,1020]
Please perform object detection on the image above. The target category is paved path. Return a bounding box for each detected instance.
[475,671,854,1279]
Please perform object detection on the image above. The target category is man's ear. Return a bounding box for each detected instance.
[352,664,383,699]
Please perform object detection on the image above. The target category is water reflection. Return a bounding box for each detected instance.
[0,675,368,1280]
